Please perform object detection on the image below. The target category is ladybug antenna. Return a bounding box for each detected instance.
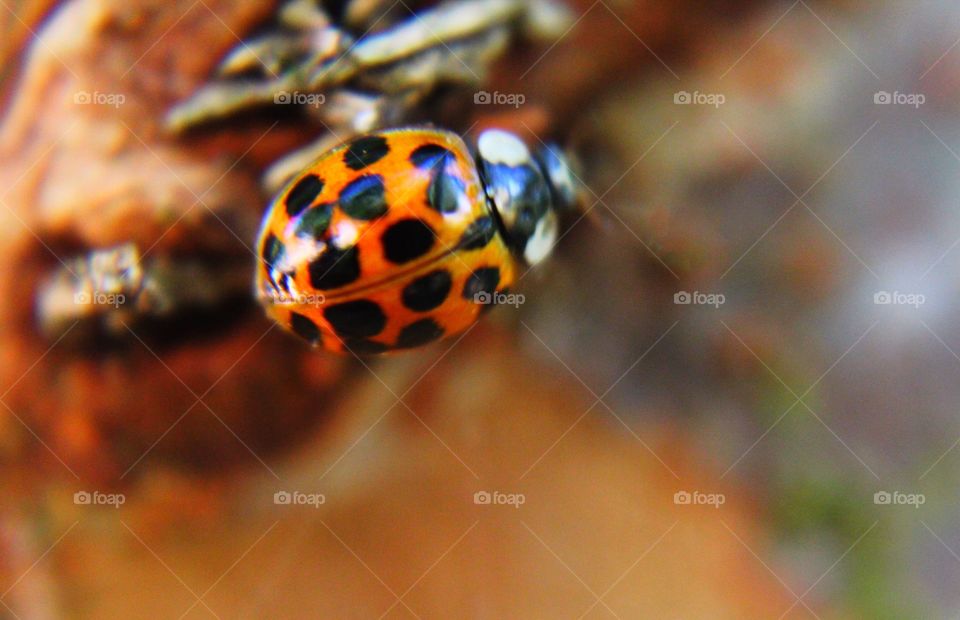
[536,130,619,232]
[533,141,612,233]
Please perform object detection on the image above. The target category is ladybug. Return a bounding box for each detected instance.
[255,126,581,354]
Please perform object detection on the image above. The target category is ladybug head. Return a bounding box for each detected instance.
[474,129,582,266]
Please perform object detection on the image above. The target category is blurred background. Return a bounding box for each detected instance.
[1,0,959,617]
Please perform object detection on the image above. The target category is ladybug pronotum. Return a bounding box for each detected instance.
[255,126,581,354]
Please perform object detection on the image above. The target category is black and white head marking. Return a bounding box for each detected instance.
[475,129,559,265]
[477,129,532,167]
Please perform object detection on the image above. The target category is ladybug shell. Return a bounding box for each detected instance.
[256,128,517,353]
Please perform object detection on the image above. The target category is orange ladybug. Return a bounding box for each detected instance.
[255,127,581,353]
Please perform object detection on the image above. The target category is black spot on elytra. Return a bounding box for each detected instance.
[462,267,500,302]
[402,270,452,312]
[458,216,496,250]
[396,318,444,348]
[295,202,334,239]
[382,219,435,264]
[409,143,453,169]
[427,169,465,214]
[285,174,324,217]
[278,273,292,294]
[308,245,361,290]
[344,338,390,355]
[339,175,388,220]
[410,143,462,214]
[323,299,386,338]
[289,312,321,344]
[343,135,389,171]
[261,233,282,268]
